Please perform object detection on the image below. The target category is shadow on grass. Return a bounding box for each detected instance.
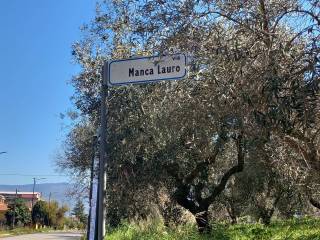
[295,234,320,240]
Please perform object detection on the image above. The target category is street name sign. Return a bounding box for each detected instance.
[108,53,187,86]
[96,53,187,239]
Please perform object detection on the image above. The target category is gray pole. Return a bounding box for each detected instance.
[12,189,18,228]
[31,177,45,225]
[98,62,108,240]
[48,192,51,227]
[87,134,98,240]
[31,178,36,211]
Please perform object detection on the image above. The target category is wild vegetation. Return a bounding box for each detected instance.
[5,198,31,227]
[0,203,73,239]
[32,200,69,229]
[0,198,82,237]
[106,218,320,240]
[57,0,320,237]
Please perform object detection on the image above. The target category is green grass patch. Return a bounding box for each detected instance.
[105,218,320,240]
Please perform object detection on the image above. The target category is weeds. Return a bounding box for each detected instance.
[105,218,320,240]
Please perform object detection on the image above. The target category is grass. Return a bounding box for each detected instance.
[105,218,320,240]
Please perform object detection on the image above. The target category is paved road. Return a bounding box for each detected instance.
[0,232,83,240]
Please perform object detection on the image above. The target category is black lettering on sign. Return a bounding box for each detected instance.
[145,69,154,75]
[157,65,181,74]
[129,68,135,77]
[129,67,155,77]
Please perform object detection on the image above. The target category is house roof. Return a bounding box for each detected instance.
[0,192,40,195]
[0,204,8,211]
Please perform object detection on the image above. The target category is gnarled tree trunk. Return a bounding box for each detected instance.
[310,198,320,210]
[169,134,245,233]
[226,206,238,224]
[195,209,210,233]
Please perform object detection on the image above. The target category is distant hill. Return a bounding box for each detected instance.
[0,182,78,210]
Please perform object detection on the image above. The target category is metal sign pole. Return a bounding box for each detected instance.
[87,133,99,240]
[98,62,108,240]
[95,55,186,239]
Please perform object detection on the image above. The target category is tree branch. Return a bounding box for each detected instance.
[283,136,311,169]
[173,184,198,214]
[310,197,320,210]
[202,134,245,207]
[183,130,228,184]
[273,8,320,31]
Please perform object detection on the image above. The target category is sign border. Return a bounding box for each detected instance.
[107,53,187,86]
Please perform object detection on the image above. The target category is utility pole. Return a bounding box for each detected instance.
[31,177,46,224]
[48,192,51,207]
[97,63,108,240]
[31,178,36,211]
[47,191,57,227]
[12,189,18,228]
[48,192,52,227]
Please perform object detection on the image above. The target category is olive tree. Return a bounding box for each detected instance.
[58,0,320,232]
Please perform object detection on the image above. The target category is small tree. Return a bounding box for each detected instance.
[56,205,69,229]
[72,200,87,226]
[32,200,49,226]
[5,198,31,227]
[47,201,59,227]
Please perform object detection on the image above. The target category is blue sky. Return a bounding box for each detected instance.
[0,0,96,184]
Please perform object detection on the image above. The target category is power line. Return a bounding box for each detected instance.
[0,173,68,177]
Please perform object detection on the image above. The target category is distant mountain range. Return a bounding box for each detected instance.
[0,182,80,211]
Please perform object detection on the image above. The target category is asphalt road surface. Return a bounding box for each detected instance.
[0,232,83,240]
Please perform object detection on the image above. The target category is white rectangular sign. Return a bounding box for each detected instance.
[108,53,186,86]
